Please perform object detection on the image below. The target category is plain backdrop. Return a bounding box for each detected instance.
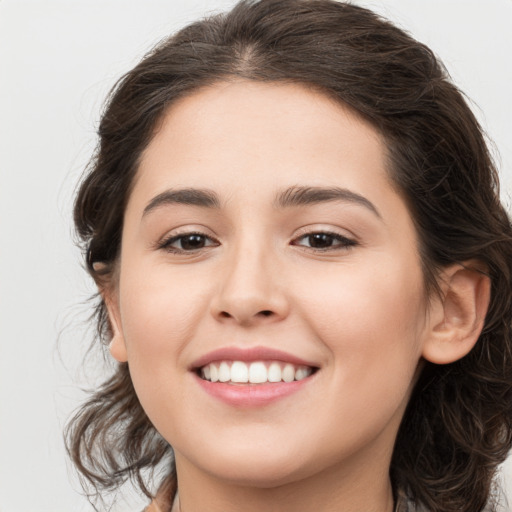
[1,1,511,510]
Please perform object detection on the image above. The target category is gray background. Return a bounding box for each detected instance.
[1,1,511,510]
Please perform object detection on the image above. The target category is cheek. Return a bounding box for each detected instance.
[294,254,426,376]
[117,264,213,400]
[120,263,208,344]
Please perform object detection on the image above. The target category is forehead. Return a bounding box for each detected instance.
[134,80,391,200]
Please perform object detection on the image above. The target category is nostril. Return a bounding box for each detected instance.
[216,309,276,322]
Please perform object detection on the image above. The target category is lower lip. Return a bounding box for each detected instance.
[193,373,314,407]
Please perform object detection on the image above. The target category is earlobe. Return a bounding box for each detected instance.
[103,291,128,363]
[422,262,490,365]
[109,321,128,363]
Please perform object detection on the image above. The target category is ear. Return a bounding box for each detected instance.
[93,261,128,363]
[422,262,490,365]
[103,288,128,363]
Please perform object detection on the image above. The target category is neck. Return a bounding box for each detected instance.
[173,448,395,512]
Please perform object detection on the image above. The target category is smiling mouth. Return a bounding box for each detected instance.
[198,360,317,385]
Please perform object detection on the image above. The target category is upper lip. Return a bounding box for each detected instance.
[190,346,319,370]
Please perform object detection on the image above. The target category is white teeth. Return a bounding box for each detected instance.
[295,367,309,381]
[230,361,249,383]
[249,362,267,384]
[282,364,295,383]
[218,361,230,382]
[200,360,314,384]
[267,362,282,382]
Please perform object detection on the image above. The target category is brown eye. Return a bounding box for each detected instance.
[293,231,357,251]
[307,233,336,248]
[179,234,207,250]
[160,232,218,253]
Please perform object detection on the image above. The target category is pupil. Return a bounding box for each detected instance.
[309,233,333,248]
[181,234,205,250]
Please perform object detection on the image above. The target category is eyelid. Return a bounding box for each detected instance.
[155,227,220,253]
[290,227,358,252]
[292,224,357,240]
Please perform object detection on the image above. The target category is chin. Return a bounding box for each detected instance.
[180,440,316,488]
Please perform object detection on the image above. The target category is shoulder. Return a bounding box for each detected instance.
[395,495,497,512]
[142,476,177,512]
[144,502,164,512]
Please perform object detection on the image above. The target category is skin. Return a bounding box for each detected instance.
[106,81,489,512]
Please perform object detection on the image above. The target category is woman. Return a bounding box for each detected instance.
[66,1,512,511]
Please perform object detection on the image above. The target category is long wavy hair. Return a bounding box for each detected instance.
[66,1,512,510]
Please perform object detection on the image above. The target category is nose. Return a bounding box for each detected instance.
[210,244,290,327]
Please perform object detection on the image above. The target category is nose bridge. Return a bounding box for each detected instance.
[211,231,288,325]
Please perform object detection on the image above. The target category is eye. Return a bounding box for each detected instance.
[159,232,219,253]
[292,231,357,251]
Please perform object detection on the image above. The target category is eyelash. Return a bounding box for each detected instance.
[292,230,357,252]
[158,231,220,254]
[158,230,357,254]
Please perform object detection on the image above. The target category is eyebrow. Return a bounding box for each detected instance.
[274,185,381,218]
[143,188,221,216]
[142,185,381,218]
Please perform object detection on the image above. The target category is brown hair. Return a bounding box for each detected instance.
[66,1,512,510]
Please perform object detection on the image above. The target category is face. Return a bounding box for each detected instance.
[109,81,432,488]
